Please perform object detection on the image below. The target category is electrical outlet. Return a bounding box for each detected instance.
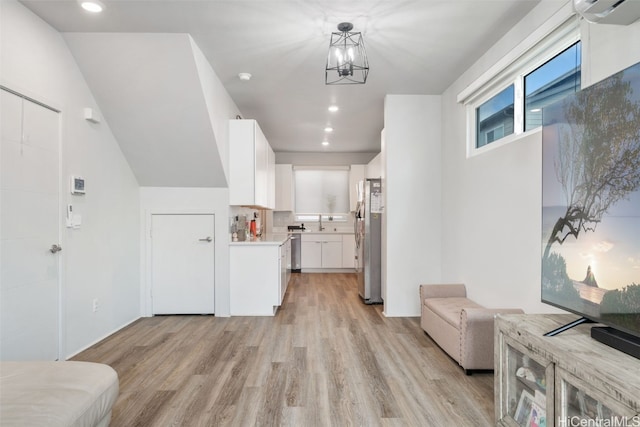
[92,298,99,312]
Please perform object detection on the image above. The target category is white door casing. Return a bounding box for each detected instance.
[1,88,61,360]
[151,214,215,314]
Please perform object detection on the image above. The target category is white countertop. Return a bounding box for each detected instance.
[294,230,354,235]
[273,228,354,235]
[229,233,290,246]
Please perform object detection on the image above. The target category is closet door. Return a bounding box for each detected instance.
[151,214,215,314]
[1,89,61,360]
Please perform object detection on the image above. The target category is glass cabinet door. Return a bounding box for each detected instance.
[556,368,637,425]
[499,336,554,426]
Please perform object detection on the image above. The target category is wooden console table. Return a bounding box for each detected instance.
[495,314,640,426]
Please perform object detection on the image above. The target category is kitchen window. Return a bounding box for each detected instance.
[293,167,349,217]
[458,9,580,156]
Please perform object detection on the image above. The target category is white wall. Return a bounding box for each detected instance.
[383,95,442,316]
[439,5,640,313]
[366,153,382,179]
[139,187,231,317]
[190,37,242,180]
[276,152,378,166]
[580,19,640,88]
[1,1,141,358]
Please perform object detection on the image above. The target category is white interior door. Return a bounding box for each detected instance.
[1,88,61,360]
[151,214,215,314]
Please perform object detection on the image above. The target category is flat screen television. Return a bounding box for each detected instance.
[541,60,640,357]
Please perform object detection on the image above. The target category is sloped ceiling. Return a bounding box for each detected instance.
[64,32,229,187]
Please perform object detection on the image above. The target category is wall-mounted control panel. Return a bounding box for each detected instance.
[70,176,85,195]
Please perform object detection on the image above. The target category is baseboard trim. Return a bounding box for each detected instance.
[64,316,142,360]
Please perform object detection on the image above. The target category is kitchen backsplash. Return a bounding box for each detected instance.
[272,211,354,233]
[229,206,268,237]
[230,209,355,236]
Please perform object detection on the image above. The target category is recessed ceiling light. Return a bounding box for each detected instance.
[238,72,252,81]
[328,105,339,112]
[79,0,104,12]
[322,141,330,146]
[324,127,333,133]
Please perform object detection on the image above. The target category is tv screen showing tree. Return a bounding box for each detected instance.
[541,60,640,339]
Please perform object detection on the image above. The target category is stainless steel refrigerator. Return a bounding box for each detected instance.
[355,178,383,304]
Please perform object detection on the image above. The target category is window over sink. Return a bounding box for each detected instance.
[293,166,349,216]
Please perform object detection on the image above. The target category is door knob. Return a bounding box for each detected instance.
[199,237,213,242]
[50,244,62,253]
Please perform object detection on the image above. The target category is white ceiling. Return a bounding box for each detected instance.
[20,0,543,154]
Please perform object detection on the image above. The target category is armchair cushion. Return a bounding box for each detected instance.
[425,297,483,329]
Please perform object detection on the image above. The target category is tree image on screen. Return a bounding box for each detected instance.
[544,74,640,259]
[542,64,640,324]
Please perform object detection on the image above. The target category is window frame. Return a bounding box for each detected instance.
[460,10,580,157]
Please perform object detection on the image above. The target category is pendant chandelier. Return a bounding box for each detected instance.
[325,22,369,85]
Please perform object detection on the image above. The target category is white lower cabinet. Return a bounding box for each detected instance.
[301,240,322,269]
[342,234,355,269]
[301,234,344,269]
[321,241,342,268]
[279,239,291,303]
[230,239,291,316]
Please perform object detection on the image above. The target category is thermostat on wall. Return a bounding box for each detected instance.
[70,176,85,195]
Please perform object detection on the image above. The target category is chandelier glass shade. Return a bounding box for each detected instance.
[325,22,369,85]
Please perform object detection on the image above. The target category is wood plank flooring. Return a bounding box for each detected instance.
[72,273,494,426]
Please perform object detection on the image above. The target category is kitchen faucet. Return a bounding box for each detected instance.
[319,214,325,231]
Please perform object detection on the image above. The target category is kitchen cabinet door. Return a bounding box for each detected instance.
[275,164,293,211]
[301,241,322,268]
[254,127,269,207]
[342,234,355,269]
[267,146,275,209]
[229,119,274,208]
[279,244,286,304]
[322,241,343,268]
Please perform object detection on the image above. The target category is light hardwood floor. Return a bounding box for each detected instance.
[72,273,494,426]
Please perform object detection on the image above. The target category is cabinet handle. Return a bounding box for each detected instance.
[199,237,213,242]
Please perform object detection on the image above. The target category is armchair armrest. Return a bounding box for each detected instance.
[420,284,466,301]
[459,307,524,371]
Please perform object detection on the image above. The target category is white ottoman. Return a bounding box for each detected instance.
[0,361,119,427]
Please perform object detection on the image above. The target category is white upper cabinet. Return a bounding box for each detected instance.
[275,164,294,211]
[349,164,365,212]
[267,146,275,210]
[229,119,275,209]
